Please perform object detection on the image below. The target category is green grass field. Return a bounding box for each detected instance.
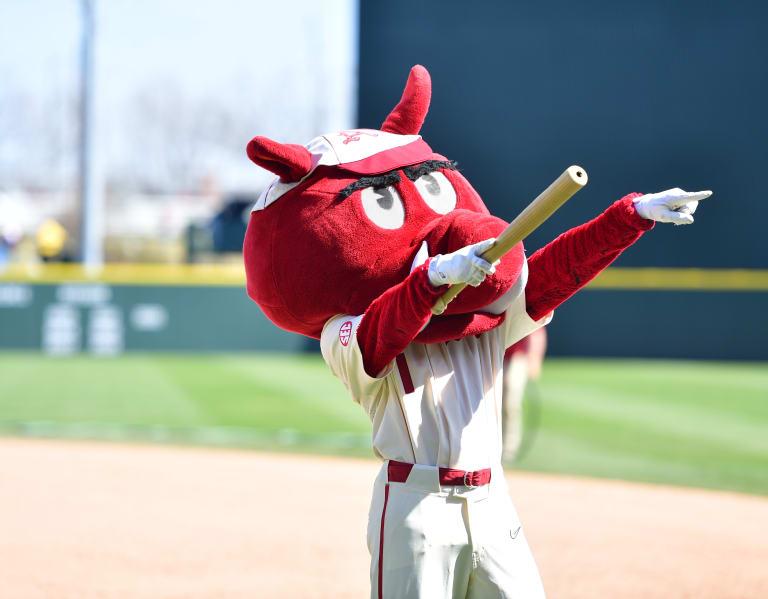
[0,352,766,496]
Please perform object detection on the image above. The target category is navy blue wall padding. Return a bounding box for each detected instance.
[359,1,768,359]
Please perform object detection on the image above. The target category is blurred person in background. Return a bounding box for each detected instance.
[502,326,547,463]
[35,218,69,262]
[0,221,22,266]
[210,196,251,253]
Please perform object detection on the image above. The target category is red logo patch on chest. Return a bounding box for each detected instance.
[339,321,353,346]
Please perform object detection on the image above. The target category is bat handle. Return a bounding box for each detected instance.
[431,165,588,315]
[431,282,468,316]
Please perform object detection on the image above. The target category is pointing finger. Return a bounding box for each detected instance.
[667,190,712,208]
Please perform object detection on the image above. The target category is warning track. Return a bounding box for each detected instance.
[1,439,766,598]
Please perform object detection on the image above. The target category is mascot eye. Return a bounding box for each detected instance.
[414,171,457,214]
[360,185,405,229]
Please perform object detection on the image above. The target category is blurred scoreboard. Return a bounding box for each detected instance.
[0,265,303,354]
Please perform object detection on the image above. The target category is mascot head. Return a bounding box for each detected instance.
[244,65,525,343]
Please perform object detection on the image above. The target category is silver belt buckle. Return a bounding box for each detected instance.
[463,472,478,489]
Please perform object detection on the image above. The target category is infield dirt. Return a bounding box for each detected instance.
[1,438,766,598]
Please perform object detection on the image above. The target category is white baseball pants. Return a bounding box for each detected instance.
[367,462,546,598]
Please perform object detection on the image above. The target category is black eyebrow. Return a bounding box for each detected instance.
[403,160,457,181]
[338,170,401,199]
[336,159,458,199]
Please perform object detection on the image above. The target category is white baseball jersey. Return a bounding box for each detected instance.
[321,288,551,471]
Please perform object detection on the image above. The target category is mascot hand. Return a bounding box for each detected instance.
[428,238,497,287]
[633,188,712,225]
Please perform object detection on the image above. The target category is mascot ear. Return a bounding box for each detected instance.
[381,64,431,135]
[246,136,313,182]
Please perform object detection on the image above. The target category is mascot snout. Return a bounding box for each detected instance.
[417,209,526,316]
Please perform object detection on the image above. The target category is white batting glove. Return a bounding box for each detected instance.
[428,238,497,287]
[633,188,712,225]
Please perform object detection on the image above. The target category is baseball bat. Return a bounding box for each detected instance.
[431,165,588,315]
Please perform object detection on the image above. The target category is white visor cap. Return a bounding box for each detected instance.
[252,129,433,211]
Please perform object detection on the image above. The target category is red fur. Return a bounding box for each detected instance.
[244,162,521,340]
[246,137,312,182]
[526,194,653,321]
[356,262,446,377]
[381,65,431,135]
[415,311,506,344]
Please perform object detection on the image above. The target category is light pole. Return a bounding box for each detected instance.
[78,0,103,268]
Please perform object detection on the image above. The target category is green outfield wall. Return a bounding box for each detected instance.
[0,264,765,359]
[0,265,301,354]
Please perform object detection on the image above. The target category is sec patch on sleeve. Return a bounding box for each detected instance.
[339,320,353,346]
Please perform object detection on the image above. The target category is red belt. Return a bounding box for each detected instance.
[387,460,492,488]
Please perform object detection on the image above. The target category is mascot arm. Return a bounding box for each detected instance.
[525,193,653,321]
[357,261,447,377]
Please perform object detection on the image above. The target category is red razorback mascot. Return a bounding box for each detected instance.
[244,65,710,599]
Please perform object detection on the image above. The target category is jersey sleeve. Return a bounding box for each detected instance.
[502,284,554,349]
[355,261,447,377]
[320,314,391,405]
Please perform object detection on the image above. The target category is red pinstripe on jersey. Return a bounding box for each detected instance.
[395,353,415,394]
[378,483,391,599]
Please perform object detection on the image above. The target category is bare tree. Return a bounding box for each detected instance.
[0,71,77,191]
[117,80,251,193]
